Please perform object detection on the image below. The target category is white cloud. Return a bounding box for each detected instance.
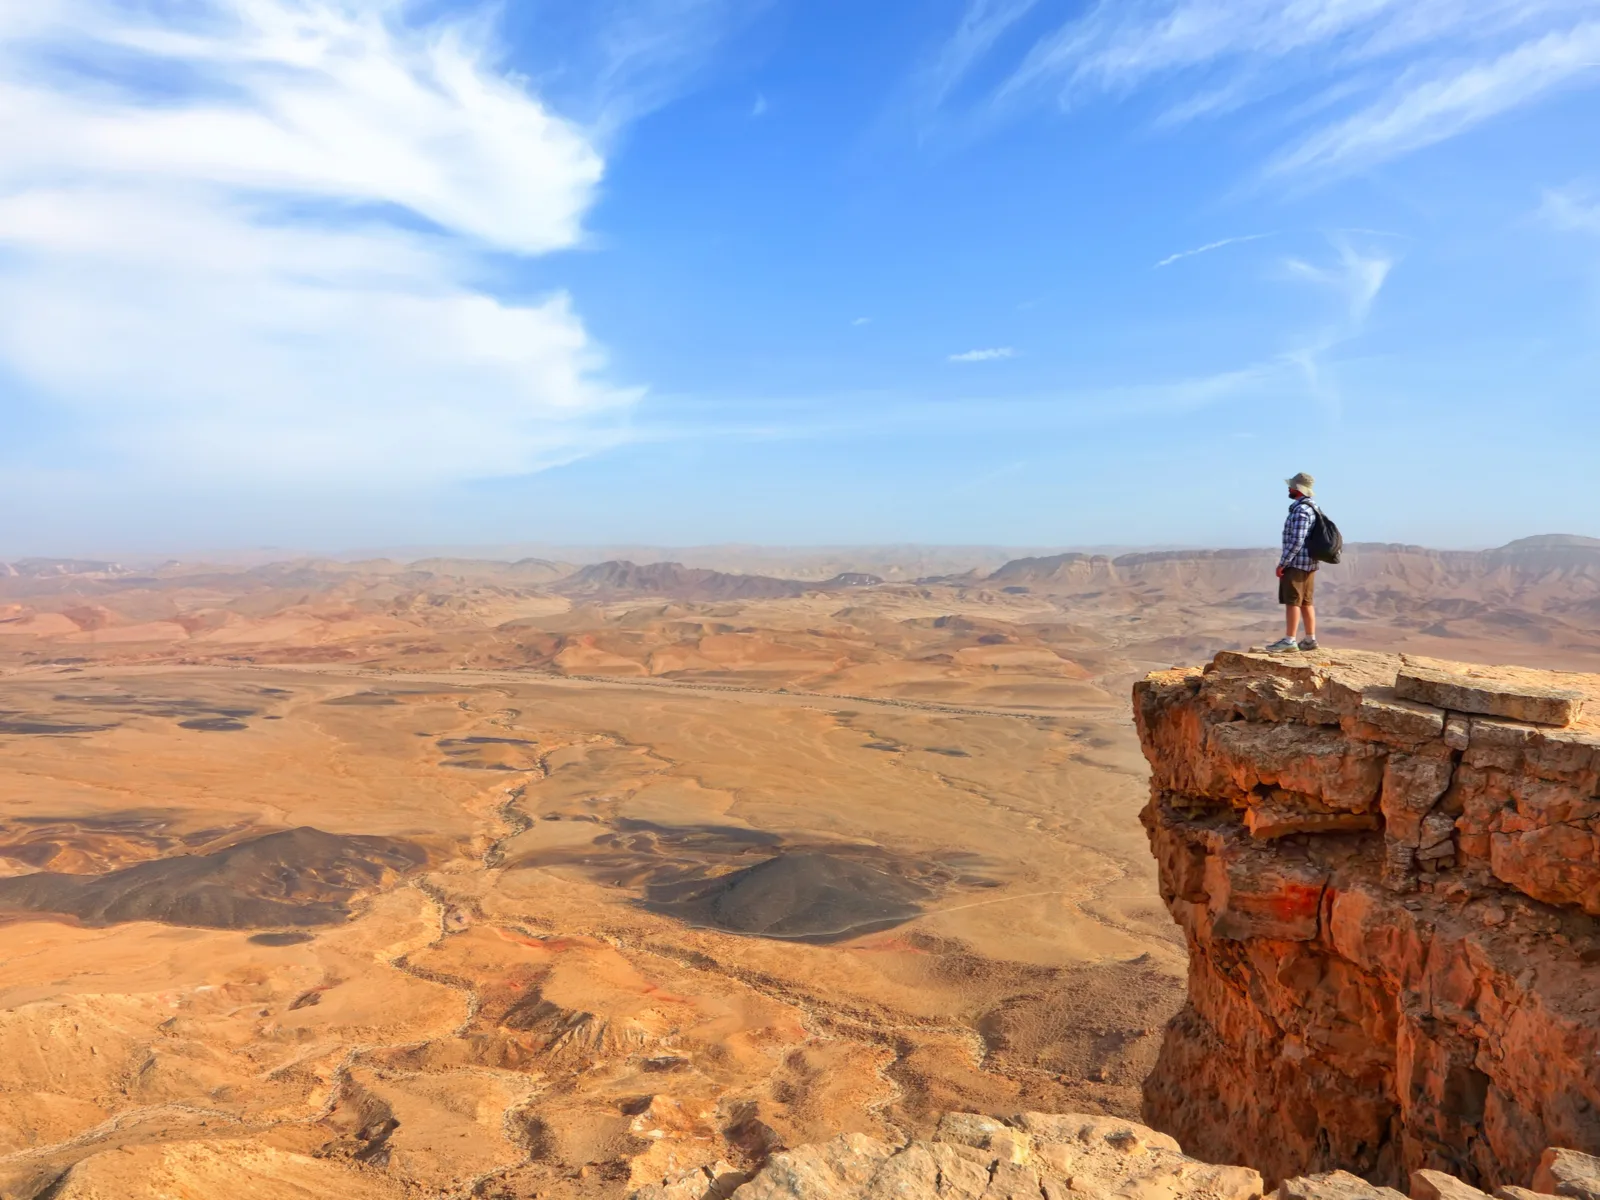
[1155,233,1273,268]
[949,347,1017,362]
[569,0,772,134]
[0,0,638,487]
[1278,239,1394,413]
[853,316,873,326]
[751,92,769,117]
[929,0,1600,179]
[1267,22,1600,177]
[920,0,1041,110]
[1282,243,1393,324]
[1541,187,1600,233]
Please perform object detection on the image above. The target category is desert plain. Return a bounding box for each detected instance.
[1,536,1598,1199]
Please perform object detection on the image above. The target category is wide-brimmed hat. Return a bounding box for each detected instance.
[1286,472,1315,494]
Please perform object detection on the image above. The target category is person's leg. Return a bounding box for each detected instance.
[1271,571,1305,650]
[1302,604,1316,640]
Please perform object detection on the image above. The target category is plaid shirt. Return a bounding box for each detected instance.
[1280,499,1318,572]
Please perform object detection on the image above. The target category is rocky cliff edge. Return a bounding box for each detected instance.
[1135,649,1600,1190]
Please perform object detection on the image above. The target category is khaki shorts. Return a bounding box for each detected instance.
[1279,567,1316,606]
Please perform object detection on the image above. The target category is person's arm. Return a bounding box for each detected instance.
[1278,505,1311,575]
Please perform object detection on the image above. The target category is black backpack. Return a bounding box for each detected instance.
[1303,502,1343,564]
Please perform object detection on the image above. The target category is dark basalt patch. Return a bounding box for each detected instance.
[0,716,117,735]
[0,826,428,929]
[53,693,259,720]
[178,717,249,732]
[250,930,315,946]
[321,688,460,707]
[645,851,936,943]
[510,817,997,945]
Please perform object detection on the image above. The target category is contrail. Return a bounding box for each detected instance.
[1155,232,1273,268]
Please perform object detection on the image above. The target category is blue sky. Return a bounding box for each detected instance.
[1,0,1597,555]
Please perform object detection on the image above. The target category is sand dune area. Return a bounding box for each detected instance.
[1,538,1598,1198]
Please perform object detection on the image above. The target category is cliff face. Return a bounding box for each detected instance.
[1134,650,1600,1190]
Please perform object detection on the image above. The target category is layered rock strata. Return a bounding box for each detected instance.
[1134,650,1600,1190]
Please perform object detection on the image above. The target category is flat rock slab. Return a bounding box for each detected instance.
[1245,794,1381,840]
[1279,1170,1407,1200]
[1395,666,1584,727]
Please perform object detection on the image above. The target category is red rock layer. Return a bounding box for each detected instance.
[1134,651,1600,1190]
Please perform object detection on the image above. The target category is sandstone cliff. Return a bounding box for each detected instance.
[1134,650,1600,1190]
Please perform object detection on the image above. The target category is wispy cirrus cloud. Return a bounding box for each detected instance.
[1278,239,1395,413]
[0,0,647,490]
[918,0,1041,111]
[1265,22,1600,178]
[1283,243,1394,325]
[534,0,773,135]
[1155,233,1274,268]
[924,0,1600,181]
[1539,186,1600,234]
[949,347,1017,362]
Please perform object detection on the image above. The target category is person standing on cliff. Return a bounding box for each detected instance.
[1266,472,1318,653]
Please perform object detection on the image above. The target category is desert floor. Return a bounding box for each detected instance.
[2,545,1596,1198]
[0,663,1180,1199]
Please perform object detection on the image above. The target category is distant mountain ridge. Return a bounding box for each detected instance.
[1495,534,1600,551]
[1,536,1594,602]
[555,561,883,602]
[972,536,1600,599]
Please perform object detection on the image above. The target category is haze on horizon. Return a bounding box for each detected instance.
[1,0,1597,556]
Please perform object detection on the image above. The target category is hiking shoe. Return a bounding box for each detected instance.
[1298,638,1319,651]
[1264,637,1301,653]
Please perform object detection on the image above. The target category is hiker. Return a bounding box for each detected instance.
[1267,472,1319,653]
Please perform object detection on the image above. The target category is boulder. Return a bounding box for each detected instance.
[728,1133,893,1200]
[1412,1170,1492,1200]
[1533,1149,1600,1200]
